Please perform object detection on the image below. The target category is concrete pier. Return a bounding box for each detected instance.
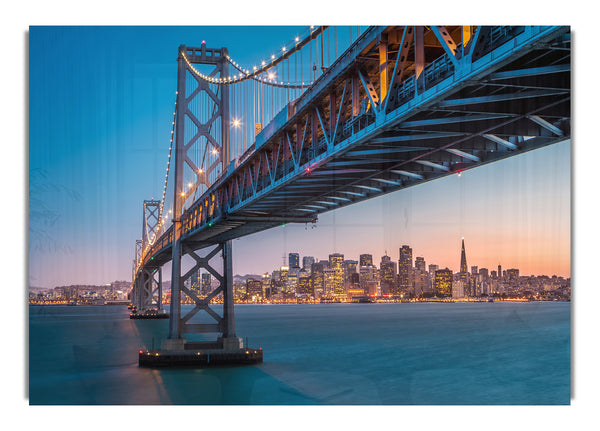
[139,338,262,367]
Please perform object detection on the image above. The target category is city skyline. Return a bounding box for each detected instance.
[28,26,570,288]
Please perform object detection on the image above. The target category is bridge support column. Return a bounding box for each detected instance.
[168,238,182,340]
[221,240,236,339]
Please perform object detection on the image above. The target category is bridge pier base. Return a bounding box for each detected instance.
[140,240,262,368]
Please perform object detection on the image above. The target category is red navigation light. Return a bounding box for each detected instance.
[139,350,143,354]
[305,166,311,173]
[457,169,462,177]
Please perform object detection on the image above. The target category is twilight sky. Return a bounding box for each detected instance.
[28,25,571,288]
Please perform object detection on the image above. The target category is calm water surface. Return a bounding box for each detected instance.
[28,302,570,405]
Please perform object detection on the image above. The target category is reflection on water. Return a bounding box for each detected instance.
[29,302,570,405]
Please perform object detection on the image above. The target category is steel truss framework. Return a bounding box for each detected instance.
[134,266,162,310]
[142,200,161,249]
[134,25,570,324]
[165,45,237,342]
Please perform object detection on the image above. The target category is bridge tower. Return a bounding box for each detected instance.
[135,200,164,312]
[164,43,241,351]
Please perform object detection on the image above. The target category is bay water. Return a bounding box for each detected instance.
[28,302,570,405]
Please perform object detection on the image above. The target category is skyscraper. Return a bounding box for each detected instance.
[302,256,315,272]
[435,268,453,297]
[289,253,300,269]
[311,262,324,298]
[329,253,345,297]
[359,254,373,267]
[398,245,413,295]
[297,275,312,297]
[380,255,397,296]
[460,238,468,277]
[359,265,375,295]
[323,268,336,297]
[201,273,211,294]
[246,278,263,301]
[415,256,426,272]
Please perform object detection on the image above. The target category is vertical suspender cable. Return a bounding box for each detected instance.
[310,37,313,81]
[335,26,338,60]
[327,27,330,68]
[320,30,325,73]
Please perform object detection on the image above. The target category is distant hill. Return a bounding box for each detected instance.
[233,274,262,283]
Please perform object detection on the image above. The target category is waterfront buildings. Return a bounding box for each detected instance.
[29,239,571,305]
[398,245,413,295]
[435,268,453,297]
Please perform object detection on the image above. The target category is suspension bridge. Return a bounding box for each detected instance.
[131,25,570,367]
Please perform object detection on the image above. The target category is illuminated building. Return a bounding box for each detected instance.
[471,266,478,276]
[452,279,465,298]
[379,255,397,296]
[233,282,246,301]
[302,256,315,272]
[323,268,336,297]
[498,264,502,280]
[297,275,312,296]
[459,238,468,281]
[506,268,519,281]
[434,268,452,297]
[415,256,426,272]
[347,272,363,297]
[262,273,272,298]
[311,262,324,298]
[289,253,300,269]
[344,260,358,286]
[246,279,263,301]
[366,280,378,296]
[280,266,289,284]
[286,268,299,294]
[201,273,211,294]
[413,268,428,297]
[190,270,201,295]
[398,245,413,295]
[479,268,488,281]
[360,254,373,267]
[329,253,345,297]
[359,265,375,294]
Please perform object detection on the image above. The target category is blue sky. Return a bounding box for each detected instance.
[28,25,571,287]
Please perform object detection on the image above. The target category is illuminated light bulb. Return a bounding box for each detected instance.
[262,61,266,66]
[295,36,299,42]
[271,54,275,59]
[282,46,286,51]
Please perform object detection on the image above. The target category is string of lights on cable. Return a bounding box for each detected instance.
[182,25,326,87]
